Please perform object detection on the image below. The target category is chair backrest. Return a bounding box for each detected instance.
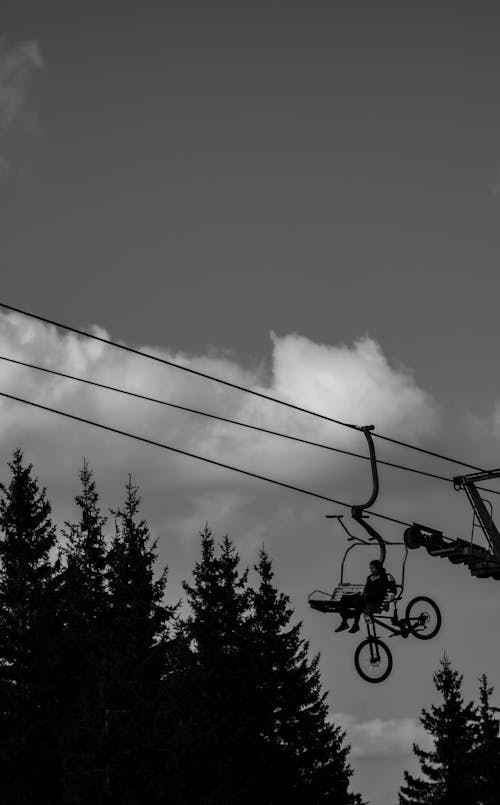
[385,572,402,601]
[331,583,365,601]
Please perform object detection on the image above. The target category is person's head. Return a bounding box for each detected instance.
[369,559,385,576]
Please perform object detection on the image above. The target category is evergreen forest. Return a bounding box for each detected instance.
[1,449,499,805]
[0,450,363,805]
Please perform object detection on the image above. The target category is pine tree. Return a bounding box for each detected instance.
[180,526,257,804]
[399,654,479,805]
[473,674,500,804]
[105,476,172,803]
[59,460,109,803]
[0,449,61,804]
[63,459,108,618]
[250,547,362,805]
[180,529,363,805]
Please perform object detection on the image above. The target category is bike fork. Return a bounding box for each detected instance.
[365,616,380,661]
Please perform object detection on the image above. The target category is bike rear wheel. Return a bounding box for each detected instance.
[405,596,441,640]
[354,637,393,683]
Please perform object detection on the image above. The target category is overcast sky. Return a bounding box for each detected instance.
[2,4,500,803]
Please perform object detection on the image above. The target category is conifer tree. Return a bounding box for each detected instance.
[105,476,172,803]
[250,547,362,805]
[0,449,61,803]
[63,459,108,618]
[399,655,479,805]
[473,674,500,804]
[59,460,109,803]
[180,527,257,804]
[180,530,363,805]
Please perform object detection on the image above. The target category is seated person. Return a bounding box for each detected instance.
[335,560,396,633]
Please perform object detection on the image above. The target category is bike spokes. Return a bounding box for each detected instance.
[405,596,441,640]
[354,637,393,683]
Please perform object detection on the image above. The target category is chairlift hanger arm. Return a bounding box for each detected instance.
[352,510,385,541]
[348,425,386,563]
[326,425,386,561]
[326,424,379,530]
[355,425,379,511]
[352,508,387,563]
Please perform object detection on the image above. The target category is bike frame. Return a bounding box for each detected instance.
[364,609,407,639]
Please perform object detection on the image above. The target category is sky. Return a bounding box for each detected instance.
[2,3,500,803]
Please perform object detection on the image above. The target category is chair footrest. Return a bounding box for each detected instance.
[309,598,341,613]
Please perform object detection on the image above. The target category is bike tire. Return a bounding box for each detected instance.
[405,596,441,640]
[354,637,393,683]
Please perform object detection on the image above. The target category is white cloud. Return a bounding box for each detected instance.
[0,310,444,607]
[0,39,44,175]
[268,332,437,440]
[335,712,432,759]
[0,313,438,505]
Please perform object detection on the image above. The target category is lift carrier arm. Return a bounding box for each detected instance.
[350,425,387,565]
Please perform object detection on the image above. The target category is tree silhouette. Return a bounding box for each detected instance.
[0,452,368,805]
[473,674,500,805]
[250,547,362,804]
[59,460,109,803]
[180,529,363,805]
[105,476,173,803]
[0,449,61,803]
[399,654,478,805]
[180,527,256,804]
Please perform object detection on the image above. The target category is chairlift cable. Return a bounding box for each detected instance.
[3,354,494,492]
[0,301,486,474]
[0,355,394,465]
[0,302,361,430]
[372,431,483,473]
[0,389,411,528]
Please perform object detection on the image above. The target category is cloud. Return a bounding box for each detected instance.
[0,310,444,603]
[268,332,437,440]
[0,39,44,175]
[335,712,432,759]
[0,313,438,504]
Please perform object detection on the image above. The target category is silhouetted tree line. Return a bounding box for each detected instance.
[399,655,500,804]
[0,450,364,805]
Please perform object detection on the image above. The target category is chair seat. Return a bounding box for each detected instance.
[331,584,366,600]
[308,583,398,615]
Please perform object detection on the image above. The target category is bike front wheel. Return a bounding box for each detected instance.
[405,596,441,640]
[354,637,393,683]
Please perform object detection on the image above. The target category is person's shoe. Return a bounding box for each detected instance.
[335,622,349,632]
[348,623,360,633]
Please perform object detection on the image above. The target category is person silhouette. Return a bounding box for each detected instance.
[335,559,395,633]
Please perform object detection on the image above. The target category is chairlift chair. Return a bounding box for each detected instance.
[308,426,441,683]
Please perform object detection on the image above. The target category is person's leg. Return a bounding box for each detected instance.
[348,594,364,632]
[335,594,352,631]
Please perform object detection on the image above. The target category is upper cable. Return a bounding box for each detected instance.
[0,389,411,528]
[0,301,486,473]
[3,352,498,495]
